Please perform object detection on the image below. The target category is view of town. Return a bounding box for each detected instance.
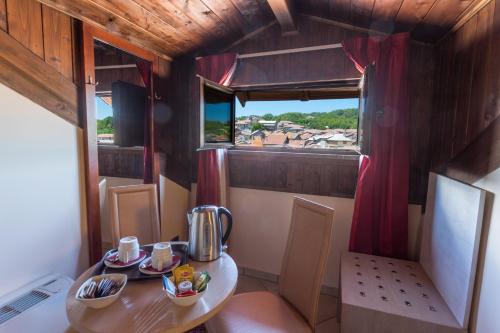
[235,108,359,150]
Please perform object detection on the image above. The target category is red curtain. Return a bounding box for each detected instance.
[196,53,238,86]
[343,32,410,259]
[196,149,221,206]
[136,60,153,184]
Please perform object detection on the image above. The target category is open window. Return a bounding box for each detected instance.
[200,80,363,152]
[201,80,235,146]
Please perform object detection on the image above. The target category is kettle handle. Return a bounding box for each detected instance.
[218,207,233,245]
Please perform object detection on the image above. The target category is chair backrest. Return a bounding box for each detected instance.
[279,197,334,329]
[108,184,160,247]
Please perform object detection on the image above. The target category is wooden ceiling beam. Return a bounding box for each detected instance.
[37,0,177,59]
[266,0,297,34]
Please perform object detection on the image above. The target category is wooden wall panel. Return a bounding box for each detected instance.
[160,16,435,203]
[98,146,144,179]
[6,0,44,58]
[408,43,435,204]
[230,17,434,203]
[228,150,359,197]
[0,0,79,125]
[228,19,362,86]
[0,28,78,124]
[0,0,6,31]
[42,5,74,81]
[431,0,500,175]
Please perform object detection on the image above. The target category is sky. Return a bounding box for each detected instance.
[96,96,360,121]
[236,98,358,117]
[96,97,112,120]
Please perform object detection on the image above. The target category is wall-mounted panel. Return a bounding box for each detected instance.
[42,5,74,81]
[6,0,44,58]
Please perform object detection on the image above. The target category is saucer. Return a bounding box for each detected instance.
[104,249,147,268]
[138,255,181,275]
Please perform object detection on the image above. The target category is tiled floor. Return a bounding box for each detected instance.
[235,274,340,332]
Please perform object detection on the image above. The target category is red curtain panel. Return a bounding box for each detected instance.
[136,60,153,184]
[196,53,238,86]
[343,32,410,259]
[196,149,221,206]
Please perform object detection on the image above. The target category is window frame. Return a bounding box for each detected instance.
[199,78,236,148]
[199,78,363,156]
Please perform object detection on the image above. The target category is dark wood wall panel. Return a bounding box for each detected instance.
[431,0,500,174]
[0,0,79,125]
[0,0,6,31]
[230,17,434,203]
[228,150,359,197]
[98,146,144,179]
[229,18,361,86]
[6,0,44,58]
[42,5,74,81]
[0,28,78,124]
[160,16,435,203]
[408,43,434,204]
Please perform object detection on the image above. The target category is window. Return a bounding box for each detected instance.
[235,96,359,150]
[201,81,361,151]
[96,96,114,144]
[203,84,234,144]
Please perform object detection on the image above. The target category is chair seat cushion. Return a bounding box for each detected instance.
[206,291,312,333]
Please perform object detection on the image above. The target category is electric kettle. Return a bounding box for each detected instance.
[187,205,233,261]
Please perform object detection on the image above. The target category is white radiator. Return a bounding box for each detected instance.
[0,275,74,333]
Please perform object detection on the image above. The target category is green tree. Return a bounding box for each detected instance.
[97,116,114,134]
[251,123,265,132]
[262,113,275,120]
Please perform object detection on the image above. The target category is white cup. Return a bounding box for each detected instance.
[118,236,140,263]
[151,242,173,271]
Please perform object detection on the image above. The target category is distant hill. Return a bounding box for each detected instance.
[97,116,113,134]
[238,108,359,130]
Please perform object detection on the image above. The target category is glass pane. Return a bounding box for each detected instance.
[235,97,359,150]
[204,85,233,143]
[96,96,114,144]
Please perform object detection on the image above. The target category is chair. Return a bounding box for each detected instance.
[108,184,160,247]
[206,197,334,333]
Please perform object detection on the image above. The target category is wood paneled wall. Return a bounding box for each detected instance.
[431,0,500,179]
[227,17,435,203]
[0,0,79,125]
[228,18,360,86]
[159,17,435,203]
[98,146,144,179]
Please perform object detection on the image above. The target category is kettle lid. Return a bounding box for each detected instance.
[191,205,219,213]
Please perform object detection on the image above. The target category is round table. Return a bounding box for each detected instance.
[66,253,238,333]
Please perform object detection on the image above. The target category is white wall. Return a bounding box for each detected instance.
[159,175,190,241]
[470,167,500,333]
[190,184,422,289]
[0,83,88,298]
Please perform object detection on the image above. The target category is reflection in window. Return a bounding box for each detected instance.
[204,85,233,143]
[96,96,114,144]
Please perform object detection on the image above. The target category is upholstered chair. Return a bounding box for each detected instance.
[206,197,334,333]
[108,184,160,247]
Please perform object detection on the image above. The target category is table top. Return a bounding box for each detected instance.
[66,253,238,333]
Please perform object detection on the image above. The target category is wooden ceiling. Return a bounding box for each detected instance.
[38,0,486,59]
[299,0,487,43]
